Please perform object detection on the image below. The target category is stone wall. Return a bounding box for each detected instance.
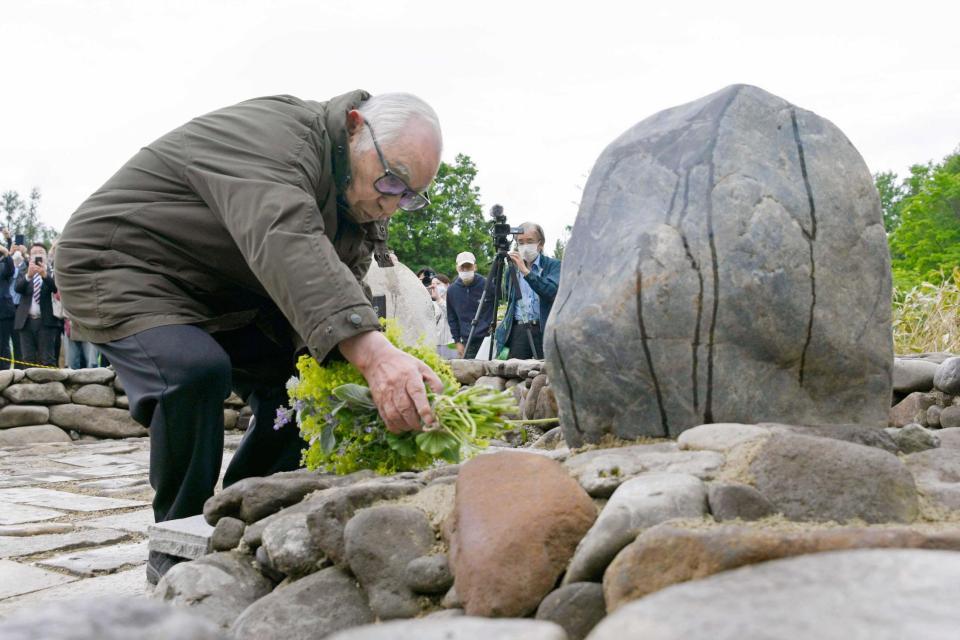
[449,358,558,424]
[0,368,248,446]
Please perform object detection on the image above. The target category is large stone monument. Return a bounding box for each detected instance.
[363,259,437,347]
[546,84,892,447]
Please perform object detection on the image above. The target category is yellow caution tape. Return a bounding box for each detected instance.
[0,355,59,369]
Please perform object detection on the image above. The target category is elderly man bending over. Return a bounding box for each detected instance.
[56,91,443,583]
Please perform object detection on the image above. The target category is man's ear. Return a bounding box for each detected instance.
[346,109,364,138]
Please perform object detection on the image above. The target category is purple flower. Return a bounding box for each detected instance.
[293,399,305,413]
[274,406,293,430]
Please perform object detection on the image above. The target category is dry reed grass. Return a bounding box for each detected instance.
[893,268,960,354]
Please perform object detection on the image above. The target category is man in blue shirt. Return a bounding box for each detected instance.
[446,251,492,359]
[494,223,561,359]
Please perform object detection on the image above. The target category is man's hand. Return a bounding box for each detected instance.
[26,263,39,278]
[456,342,465,357]
[339,330,443,434]
[508,251,530,275]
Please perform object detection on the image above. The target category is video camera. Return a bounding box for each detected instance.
[490,204,521,253]
[418,269,436,287]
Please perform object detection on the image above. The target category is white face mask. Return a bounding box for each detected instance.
[458,270,475,284]
[12,252,22,266]
[518,244,539,263]
[436,284,447,296]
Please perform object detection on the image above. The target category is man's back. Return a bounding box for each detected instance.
[57,91,377,354]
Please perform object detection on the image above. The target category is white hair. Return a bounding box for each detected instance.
[519,222,546,246]
[355,92,442,154]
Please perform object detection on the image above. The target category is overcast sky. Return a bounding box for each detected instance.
[2,0,958,256]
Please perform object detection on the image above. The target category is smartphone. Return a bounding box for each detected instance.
[34,256,42,265]
[14,234,24,247]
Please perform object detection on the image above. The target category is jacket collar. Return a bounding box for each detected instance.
[321,89,394,267]
[323,89,371,195]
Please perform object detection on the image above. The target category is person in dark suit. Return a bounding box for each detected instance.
[0,243,15,366]
[14,243,59,366]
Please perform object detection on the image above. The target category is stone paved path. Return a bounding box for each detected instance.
[0,433,241,618]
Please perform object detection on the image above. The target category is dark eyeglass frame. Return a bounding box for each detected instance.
[364,120,430,212]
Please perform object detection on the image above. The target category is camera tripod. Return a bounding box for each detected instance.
[463,248,539,361]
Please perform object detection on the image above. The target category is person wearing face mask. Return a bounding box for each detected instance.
[429,275,457,359]
[494,222,561,360]
[55,91,445,585]
[446,251,492,359]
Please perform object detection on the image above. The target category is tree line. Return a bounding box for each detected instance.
[0,188,59,246]
[876,146,960,290]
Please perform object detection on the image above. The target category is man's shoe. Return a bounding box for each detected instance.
[146,550,186,586]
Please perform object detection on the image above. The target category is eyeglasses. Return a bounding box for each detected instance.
[364,120,430,212]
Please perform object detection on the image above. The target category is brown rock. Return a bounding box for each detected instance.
[707,483,776,521]
[747,432,919,523]
[940,405,960,429]
[534,386,559,420]
[445,452,596,617]
[524,374,548,420]
[925,405,942,428]
[889,392,937,427]
[604,522,960,611]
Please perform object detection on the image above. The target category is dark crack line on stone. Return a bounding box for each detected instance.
[555,267,580,318]
[791,109,818,386]
[664,173,681,225]
[636,262,669,437]
[552,332,582,435]
[677,169,704,412]
[703,87,742,424]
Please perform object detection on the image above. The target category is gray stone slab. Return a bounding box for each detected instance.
[0,488,148,512]
[0,522,74,537]
[0,501,64,525]
[81,509,155,534]
[0,567,144,619]
[72,443,140,455]
[148,515,213,559]
[0,559,77,599]
[11,471,84,483]
[0,528,129,558]
[78,477,150,492]
[38,541,148,576]
[53,453,135,468]
[71,463,147,478]
[0,477,34,489]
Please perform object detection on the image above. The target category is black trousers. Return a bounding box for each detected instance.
[0,317,14,366]
[507,322,543,360]
[18,318,59,366]
[463,334,485,359]
[97,324,304,523]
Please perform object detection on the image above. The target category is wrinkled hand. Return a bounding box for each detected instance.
[339,331,443,433]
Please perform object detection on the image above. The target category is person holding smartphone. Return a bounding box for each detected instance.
[13,243,59,366]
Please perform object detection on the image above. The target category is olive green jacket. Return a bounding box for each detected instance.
[56,90,386,360]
